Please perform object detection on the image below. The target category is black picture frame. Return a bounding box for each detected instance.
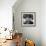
[21,12,36,27]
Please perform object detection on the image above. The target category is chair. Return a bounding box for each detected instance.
[25,40,35,46]
[14,33,23,46]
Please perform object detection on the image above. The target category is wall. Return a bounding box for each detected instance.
[13,0,41,46]
[0,0,16,29]
[41,0,46,46]
[0,0,17,39]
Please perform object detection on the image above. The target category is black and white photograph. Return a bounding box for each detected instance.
[21,12,36,27]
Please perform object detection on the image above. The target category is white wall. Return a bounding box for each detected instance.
[0,0,16,29]
[13,0,46,46]
[41,0,46,46]
[13,0,41,46]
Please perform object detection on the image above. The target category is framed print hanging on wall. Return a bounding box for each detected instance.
[21,12,36,27]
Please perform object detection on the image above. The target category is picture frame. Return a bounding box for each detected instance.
[21,12,36,27]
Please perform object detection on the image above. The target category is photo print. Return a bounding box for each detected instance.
[21,12,36,27]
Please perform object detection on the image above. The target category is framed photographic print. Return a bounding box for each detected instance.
[21,12,36,27]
